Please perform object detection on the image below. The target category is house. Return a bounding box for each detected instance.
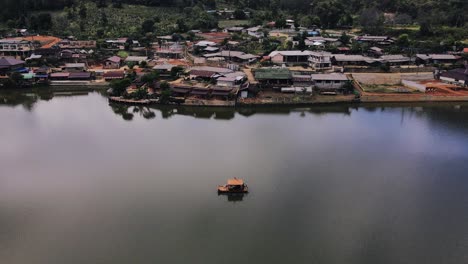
[305,37,341,47]
[204,46,220,53]
[224,27,245,34]
[211,86,234,98]
[203,51,258,64]
[0,57,26,73]
[171,85,192,96]
[60,49,87,61]
[105,56,122,69]
[331,54,380,66]
[153,63,176,76]
[124,56,148,65]
[416,54,459,65]
[311,73,349,93]
[189,66,233,80]
[369,46,383,56]
[50,72,70,80]
[68,72,92,80]
[155,42,184,59]
[268,50,312,65]
[254,67,292,86]
[194,41,218,48]
[354,35,394,46]
[103,71,125,81]
[292,74,313,87]
[306,28,321,37]
[0,38,34,57]
[246,26,264,38]
[191,87,210,97]
[105,38,130,49]
[439,68,468,87]
[308,51,332,71]
[380,55,412,66]
[63,63,87,72]
[58,40,96,49]
[216,71,246,87]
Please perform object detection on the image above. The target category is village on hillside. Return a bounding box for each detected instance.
[1,19,468,106]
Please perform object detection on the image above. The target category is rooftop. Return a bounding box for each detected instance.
[227,178,244,186]
[107,56,121,63]
[255,67,292,80]
[269,50,313,57]
[311,73,348,81]
[0,57,25,67]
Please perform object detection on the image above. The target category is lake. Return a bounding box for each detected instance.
[1,91,468,264]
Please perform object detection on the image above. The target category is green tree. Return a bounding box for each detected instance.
[142,19,154,33]
[359,7,384,34]
[339,32,350,45]
[110,78,131,96]
[233,9,246,20]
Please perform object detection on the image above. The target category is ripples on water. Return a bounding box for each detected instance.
[0,91,468,264]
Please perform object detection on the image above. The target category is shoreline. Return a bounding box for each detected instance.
[109,95,468,108]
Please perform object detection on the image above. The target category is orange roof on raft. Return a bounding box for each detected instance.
[227,178,244,185]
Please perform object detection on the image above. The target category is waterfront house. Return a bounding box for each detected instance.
[216,71,246,87]
[211,86,234,99]
[68,72,92,80]
[292,74,313,87]
[224,27,245,34]
[49,72,70,80]
[105,56,122,69]
[311,73,349,94]
[171,85,192,96]
[0,57,26,74]
[254,67,292,86]
[103,71,125,81]
[189,66,234,80]
[191,87,211,98]
[439,68,468,87]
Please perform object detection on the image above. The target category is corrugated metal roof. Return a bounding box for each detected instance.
[311,73,348,81]
[255,68,292,80]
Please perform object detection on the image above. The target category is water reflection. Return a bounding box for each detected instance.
[1,90,468,128]
[1,92,468,264]
[219,193,246,202]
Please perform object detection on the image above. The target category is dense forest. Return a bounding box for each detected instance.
[1,0,466,27]
[0,0,466,44]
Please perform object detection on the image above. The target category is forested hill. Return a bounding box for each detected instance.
[0,0,466,31]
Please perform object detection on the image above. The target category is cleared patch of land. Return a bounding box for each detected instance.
[353,72,434,94]
[218,20,249,29]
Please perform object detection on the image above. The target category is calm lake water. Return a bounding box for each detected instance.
[1,91,468,264]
